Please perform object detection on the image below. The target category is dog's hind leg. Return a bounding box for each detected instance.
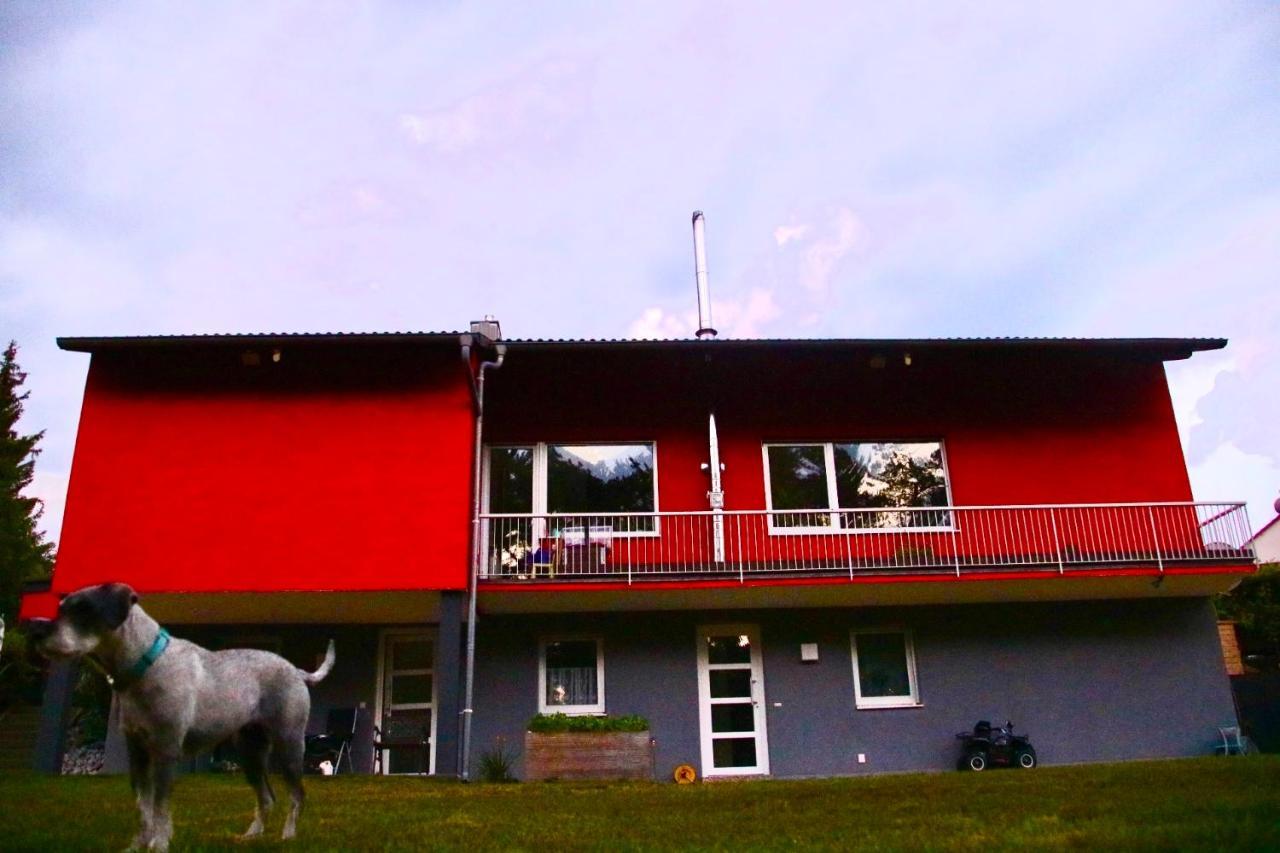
[125,735,154,851]
[236,725,276,839]
[276,735,306,841]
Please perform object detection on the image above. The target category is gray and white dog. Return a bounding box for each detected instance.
[27,583,334,851]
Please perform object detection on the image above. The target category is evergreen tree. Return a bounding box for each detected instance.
[0,340,54,631]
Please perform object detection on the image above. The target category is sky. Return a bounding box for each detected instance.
[2,1,1278,545]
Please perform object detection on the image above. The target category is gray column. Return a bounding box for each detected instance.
[33,660,79,773]
[102,695,129,774]
[434,590,464,778]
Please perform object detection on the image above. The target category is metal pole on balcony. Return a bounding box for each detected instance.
[706,413,726,563]
[1049,507,1064,574]
[1147,505,1163,572]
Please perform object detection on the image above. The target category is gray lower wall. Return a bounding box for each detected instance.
[98,596,1237,780]
[467,597,1237,780]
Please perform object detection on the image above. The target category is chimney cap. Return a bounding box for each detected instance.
[470,317,502,342]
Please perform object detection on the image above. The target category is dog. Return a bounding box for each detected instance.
[26,583,334,851]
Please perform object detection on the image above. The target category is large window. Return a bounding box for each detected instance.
[850,630,920,709]
[539,638,605,715]
[763,441,951,531]
[486,443,658,535]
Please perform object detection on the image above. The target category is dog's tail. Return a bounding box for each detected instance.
[301,639,336,685]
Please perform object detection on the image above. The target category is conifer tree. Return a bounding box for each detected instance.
[0,341,54,629]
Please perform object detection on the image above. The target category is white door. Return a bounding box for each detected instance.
[376,631,437,775]
[696,624,770,776]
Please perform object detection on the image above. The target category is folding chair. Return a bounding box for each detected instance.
[1214,725,1256,756]
[327,707,359,774]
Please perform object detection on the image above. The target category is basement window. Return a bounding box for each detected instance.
[762,441,951,532]
[851,630,920,709]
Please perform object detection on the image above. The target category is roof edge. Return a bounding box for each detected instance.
[57,331,467,353]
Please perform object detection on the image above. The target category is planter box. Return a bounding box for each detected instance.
[524,731,653,781]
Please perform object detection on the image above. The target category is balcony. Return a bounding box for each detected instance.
[479,502,1256,583]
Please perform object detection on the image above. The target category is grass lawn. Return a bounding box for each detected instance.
[1,757,1278,851]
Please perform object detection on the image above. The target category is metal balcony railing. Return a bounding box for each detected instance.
[479,502,1255,583]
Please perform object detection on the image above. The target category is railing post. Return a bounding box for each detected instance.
[951,511,961,578]
[1049,508,1064,575]
[1147,506,1163,572]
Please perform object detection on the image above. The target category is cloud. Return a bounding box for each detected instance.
[399,60,591,156]
[773,224,810,247]
[628,288,781,339]
[1187,441,1280,531]
[795,208,869,296]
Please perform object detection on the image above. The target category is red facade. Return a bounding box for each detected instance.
[22,334,1250,620]
[40,339,474,608]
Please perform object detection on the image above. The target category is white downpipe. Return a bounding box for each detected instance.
[708,413,725,562]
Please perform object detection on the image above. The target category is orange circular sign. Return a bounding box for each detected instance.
[674,764,697,784]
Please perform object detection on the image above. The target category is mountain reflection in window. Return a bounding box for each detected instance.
[548,444,655,532]
[767,442,950,529]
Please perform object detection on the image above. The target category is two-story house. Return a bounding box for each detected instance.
[21,325,1257,779]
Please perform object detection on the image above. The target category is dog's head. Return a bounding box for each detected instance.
[26,583,138,660]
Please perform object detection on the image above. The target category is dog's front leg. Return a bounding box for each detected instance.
[125,736,154,851]
[146,754,177,852]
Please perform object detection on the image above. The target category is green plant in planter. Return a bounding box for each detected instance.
[528,713,649,733]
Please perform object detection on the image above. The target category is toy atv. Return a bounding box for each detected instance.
[956,720,1036,771]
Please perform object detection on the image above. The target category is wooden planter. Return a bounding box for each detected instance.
[524,731,653,781]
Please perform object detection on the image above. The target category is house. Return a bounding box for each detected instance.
[1247,503,1280,564]
[20,326,1258,779]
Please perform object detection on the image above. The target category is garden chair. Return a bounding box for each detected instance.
[1214,725,1256,756]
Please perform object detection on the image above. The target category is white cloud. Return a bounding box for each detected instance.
[796,208,868,296]
[773,224,810,247]
[628,288,781,339]
[399,59,589,155]
[1187,441,1280,534]
[1166,354,1237,456]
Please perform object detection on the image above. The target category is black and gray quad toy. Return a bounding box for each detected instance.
[956,720,1036,771]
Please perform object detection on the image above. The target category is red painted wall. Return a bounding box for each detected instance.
[50,343,475,596]
[484,346,1198,567]
[39,340,1205,609]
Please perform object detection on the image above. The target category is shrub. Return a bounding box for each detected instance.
[478,736,517,783]
[527,713,649,733]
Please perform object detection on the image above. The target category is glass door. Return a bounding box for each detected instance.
[378,632,435,775]
[696,625,770,776]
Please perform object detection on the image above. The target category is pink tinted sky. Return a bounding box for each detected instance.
[2,1,1278,542]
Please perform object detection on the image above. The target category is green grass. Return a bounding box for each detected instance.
[2,757,1279,851]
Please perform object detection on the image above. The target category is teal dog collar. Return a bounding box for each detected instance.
[110,627,170,691]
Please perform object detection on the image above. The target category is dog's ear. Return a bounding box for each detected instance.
[96,583,138,630]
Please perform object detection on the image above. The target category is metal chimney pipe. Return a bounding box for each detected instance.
[692,211,716,339]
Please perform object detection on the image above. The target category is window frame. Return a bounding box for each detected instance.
[538,636,606,716]
[761,440,954,535]
[484,441,661,539]
[850,628,921,709]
